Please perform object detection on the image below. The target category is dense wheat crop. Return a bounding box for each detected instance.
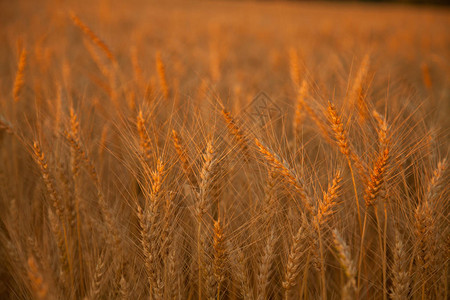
[0,0,449,299]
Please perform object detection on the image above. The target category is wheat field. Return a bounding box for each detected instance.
[0,0,449,299]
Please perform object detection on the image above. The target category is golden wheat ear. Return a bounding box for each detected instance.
[13,48,26,102]
[70,12,116,64]
[255,138,312,213]
[155,51,169,100]
[221,109,251,159]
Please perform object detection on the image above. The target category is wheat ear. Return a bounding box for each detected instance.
[256,228,277,300]
[119,275,130,300]
[171,129,196,185]
[213,218,226,300]
[221,109,250,159]
[293,80,308,135]
[136,110,153,161]
[27,256,49,300]
[70,12,116,63]
[332,229,356,300]
[349,55,370,121]
[156,51,169,99]
[32,142,64,218]
[327,101,363,231]
[289,47,301,87]
[229,241,253,300]
[283,217,308,299]
[390,230,410,300]
[426,158,447,203]
[255,138,312,213]
[33,142,75,290]
[13,48,26,102]
[315,170,342,227]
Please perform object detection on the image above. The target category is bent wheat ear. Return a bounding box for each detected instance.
[255,138,312,212]
[70,12,116,63]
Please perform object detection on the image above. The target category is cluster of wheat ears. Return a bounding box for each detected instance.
[0,1,448,299]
